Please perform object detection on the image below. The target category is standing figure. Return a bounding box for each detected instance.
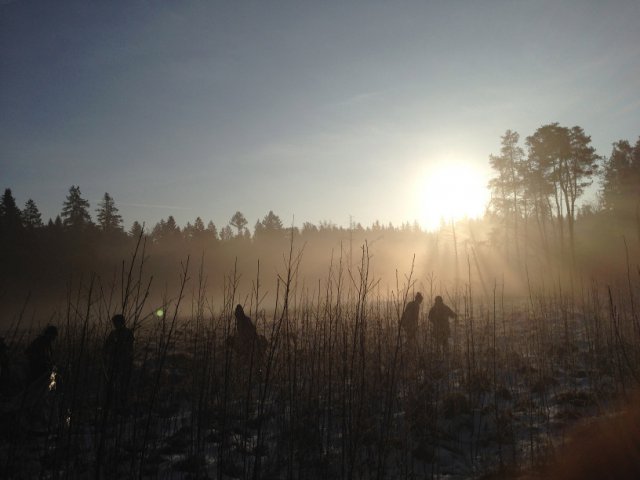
[25,325,58,385]
[401,292,424,343]
[233,305,267,361]
[428,296,457,354]
[23,326,59,430]
[104,314,134,410]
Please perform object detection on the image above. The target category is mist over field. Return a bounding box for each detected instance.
[2,1,640,478]
[3,127,640,324]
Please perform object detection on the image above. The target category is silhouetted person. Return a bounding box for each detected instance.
[22,326,58,431]
[428,296,456,354]
[104,314,134,410]
[232,304,267,361]
[401,292,423,342]
[25,325,57,385]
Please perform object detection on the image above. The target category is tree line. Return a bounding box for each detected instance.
[487,123,639,267]
[0,185,428,244]
[0,183,430,303]
[0,122,638,297]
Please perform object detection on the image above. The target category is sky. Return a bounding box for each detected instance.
[2,0,639,231]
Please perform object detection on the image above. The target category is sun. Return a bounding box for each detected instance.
[418,160,490,231]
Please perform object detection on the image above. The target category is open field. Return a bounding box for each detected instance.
[3,2,640,478]
[2,245,639,479]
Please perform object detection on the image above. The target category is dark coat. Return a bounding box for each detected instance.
[233,308,267,359]
[428,302,456,343]
[104,327,134,374]
[401,300,421,335]
[25,335,54,383]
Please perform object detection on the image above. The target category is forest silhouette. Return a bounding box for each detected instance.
[1,124,638,317]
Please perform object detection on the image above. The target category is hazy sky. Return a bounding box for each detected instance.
[2,0,639,231]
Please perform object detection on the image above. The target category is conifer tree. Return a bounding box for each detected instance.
[601,138,640,215]
[22,198,43,228]
[61,185,93,230]
[194,217,205,234]
[0,188,23,233]
[230,211,248,237]
[220,225,233,241]
[255,210,284,240]
[488,130,525,259]
[130,221,144,238]
[206,221,218,240]
[96,192,123,232]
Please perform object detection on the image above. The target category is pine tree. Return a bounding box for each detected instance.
[96,192,123,232]
[165,216,180,235]
[0,188,23,233]
[187,217,205,241]
[600,137,640,224]
[22,198,43,228]
[488,130,525,260]
[151,219,166,242]
[220,225,233,241]
[206,221,218,240]
[130,221,144,238]
[194,217,205,233]
[152,216,180,243]
[183,222,195,240]
[61,185,93,230]
[262,210,283,230]
[525,124,599,262]
[255,210,284,240]
[229,211,248,237]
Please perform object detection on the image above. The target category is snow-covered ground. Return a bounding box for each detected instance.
[1,299,638,479]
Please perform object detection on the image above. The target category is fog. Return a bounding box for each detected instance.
[2,210,638,330]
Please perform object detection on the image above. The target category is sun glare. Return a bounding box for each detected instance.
[418,161,490,231]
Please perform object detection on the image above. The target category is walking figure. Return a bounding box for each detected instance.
[400,292,424,344]
[104,314,134,410]
[428,296,457,354]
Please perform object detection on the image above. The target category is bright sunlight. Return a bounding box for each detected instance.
[418,161,490,231]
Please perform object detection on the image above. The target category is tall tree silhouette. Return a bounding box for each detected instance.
[184,216,205,242]
[525,124,598,263]
[254,210,284,240]
[488,130,525,261]
[601,137,640,230]
[22,199,43,229]
[206,221,218,241]
[219,225,233,241]
[96,192,123,233]
[152,215,181,244]
[129,220,144,238]
[230,211,248,237]
[0,188,23,234]
[526,124,570,256]
[563,126,600,261]
[61,185,93,230]
[261,210,283,230]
